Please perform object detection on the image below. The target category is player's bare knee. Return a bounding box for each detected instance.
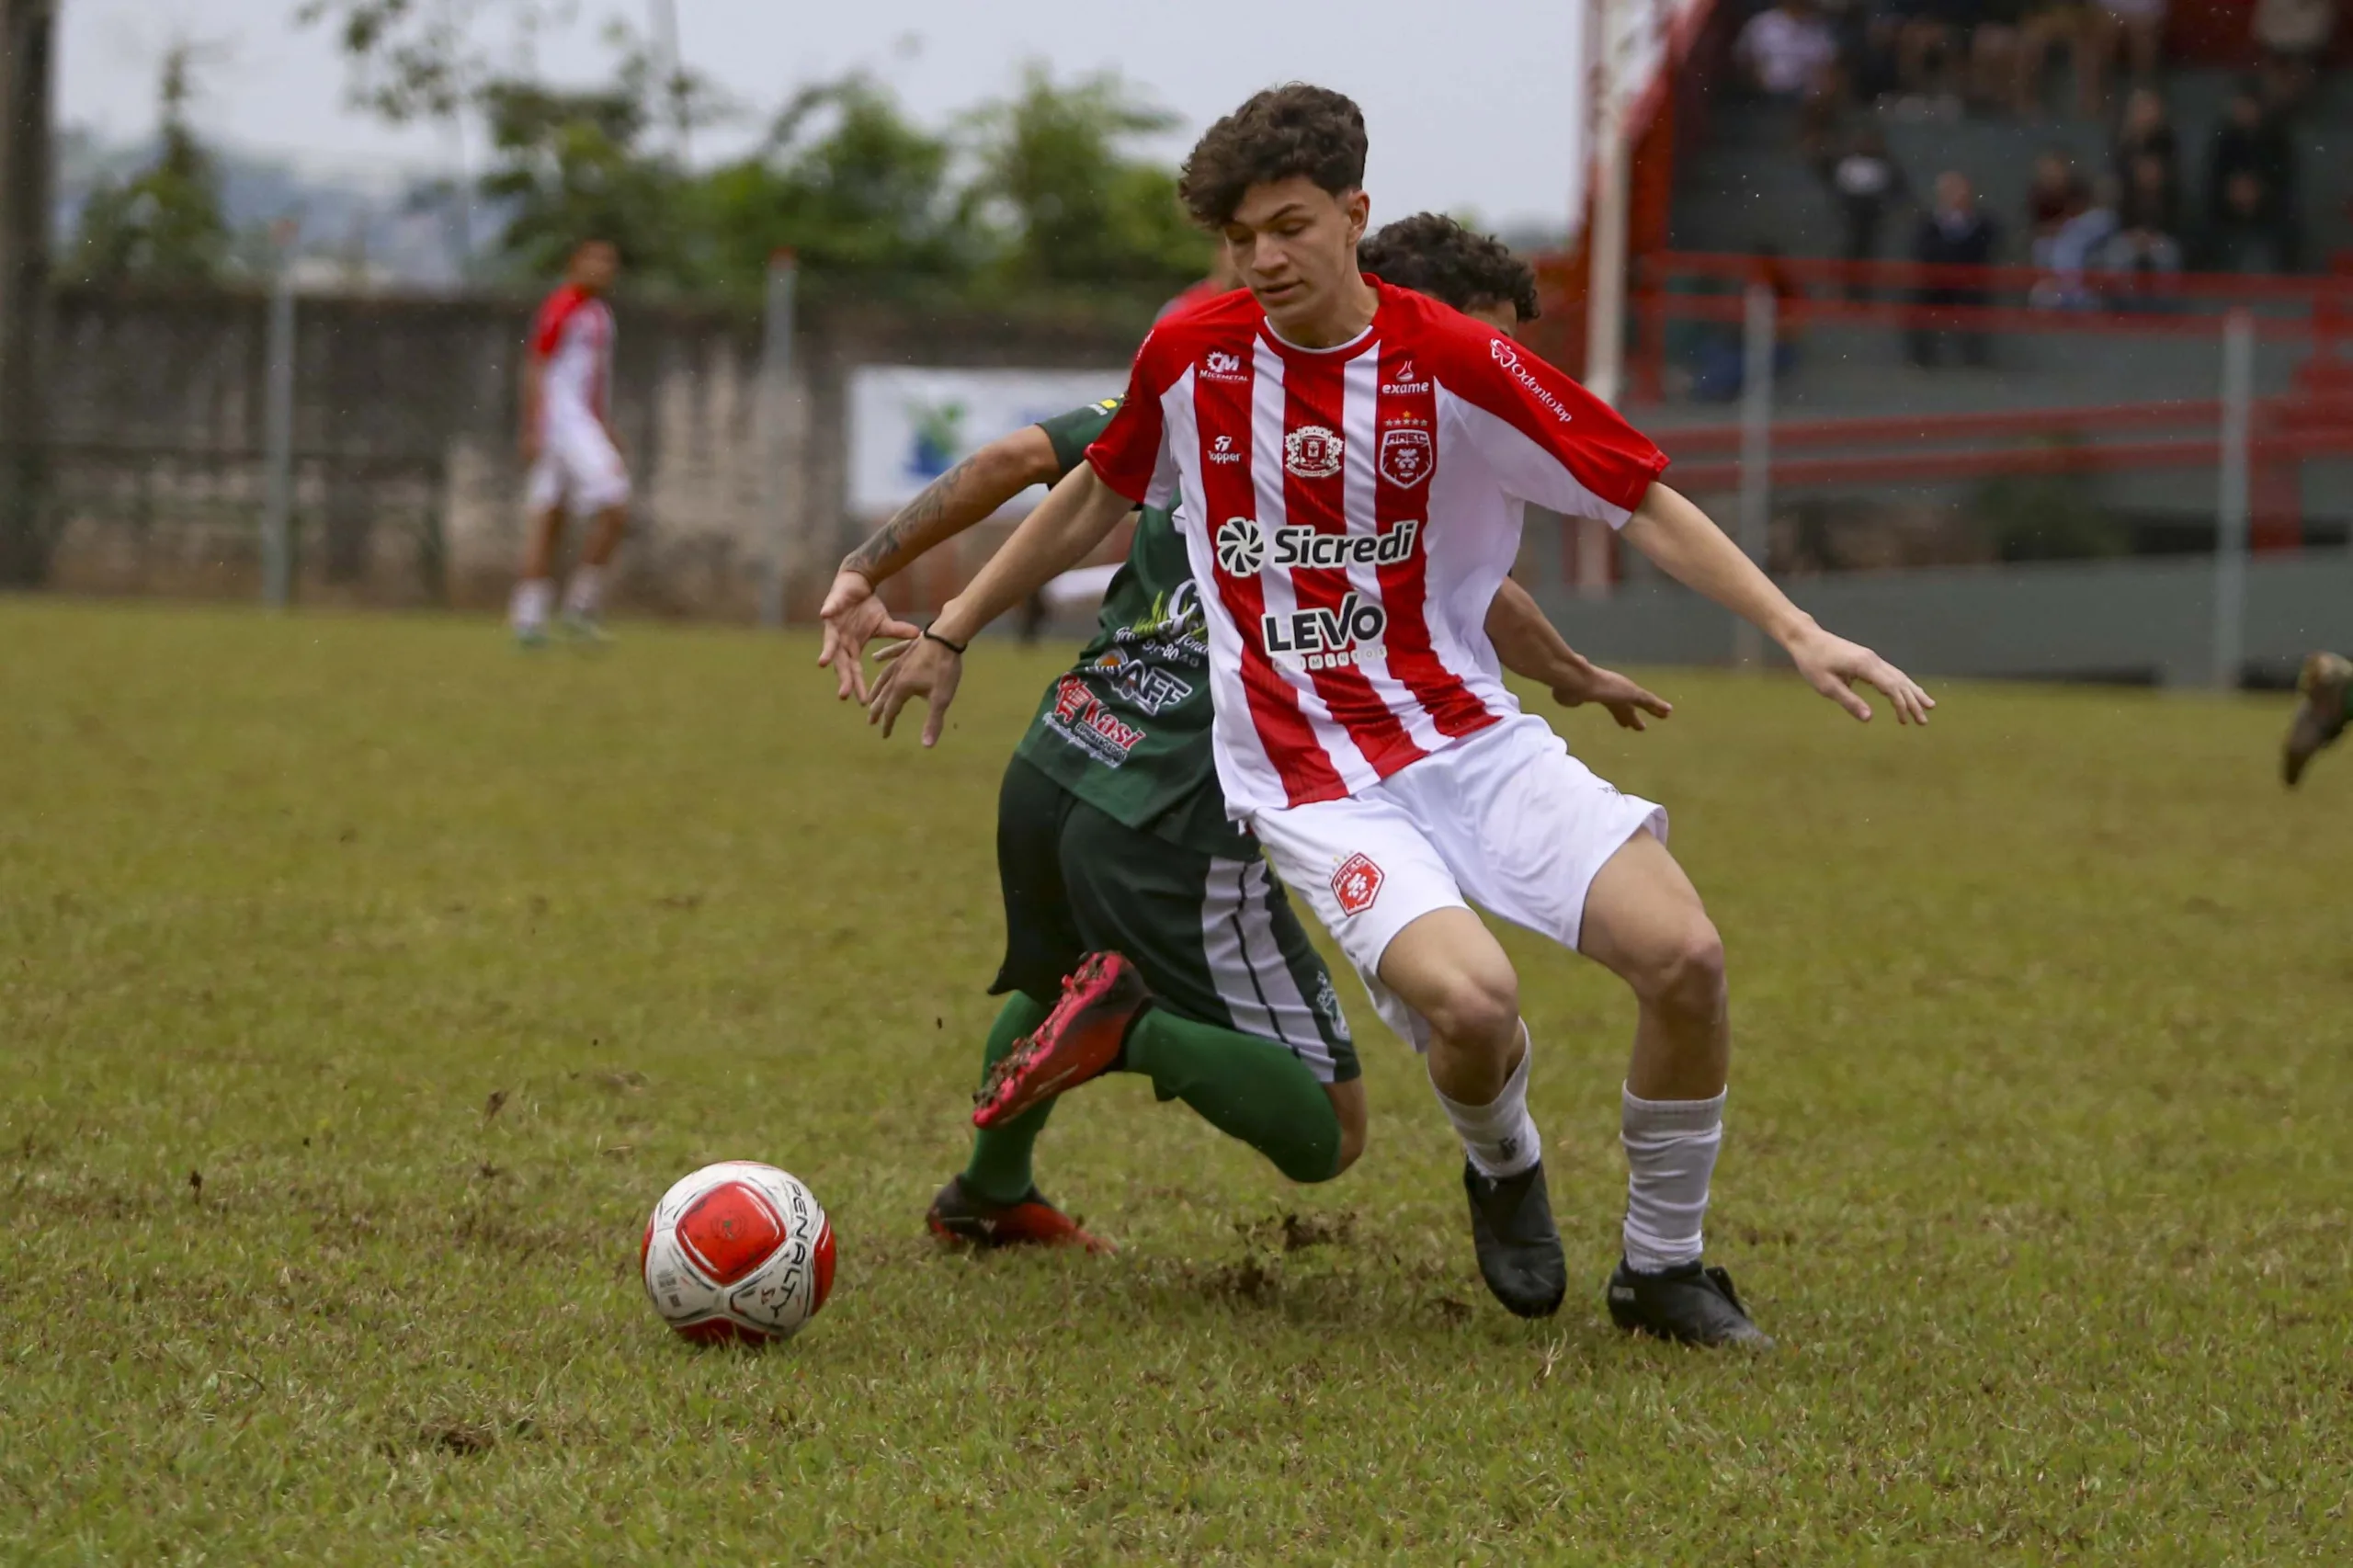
[1642,918,1728,1023]
[1422,968,1521,1056]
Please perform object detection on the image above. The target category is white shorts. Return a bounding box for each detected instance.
[526,411,631,517]
[1248,714,1667,1050]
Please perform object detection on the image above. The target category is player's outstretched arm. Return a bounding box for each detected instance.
[1621,483,1936,725]
[820,426,1063,703]
[866,463,1135,747]
[1483,578,1672,732]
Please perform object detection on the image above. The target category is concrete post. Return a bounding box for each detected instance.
[0,0,55,585]
[260,234,297,609]
[1734,282,1778,668]
[2211,307,2256,689]
[757,249,799,630]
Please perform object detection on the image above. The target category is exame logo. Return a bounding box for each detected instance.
[1262,593,1387,672]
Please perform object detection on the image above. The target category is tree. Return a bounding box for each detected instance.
[965,64,1209,290]
[692,76,979,290]
[73,45,233,285]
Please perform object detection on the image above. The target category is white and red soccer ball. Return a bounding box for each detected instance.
[641,1162,835,1345]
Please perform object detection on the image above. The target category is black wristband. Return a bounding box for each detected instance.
[922,627,968,656]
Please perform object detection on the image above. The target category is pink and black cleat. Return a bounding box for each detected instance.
[972,951,1149,1130]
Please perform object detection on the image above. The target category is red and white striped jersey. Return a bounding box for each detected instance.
[529,284,614,431]
[1086,278,1669,815]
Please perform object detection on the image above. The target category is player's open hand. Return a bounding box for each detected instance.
[1787,624,1936,725]
[1552,660,1673,732]
[867,632,962,747]
[819,570,920,704]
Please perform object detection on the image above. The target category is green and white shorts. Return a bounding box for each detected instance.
[993,756,1359,1085]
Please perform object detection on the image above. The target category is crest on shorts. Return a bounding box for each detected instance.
[1331,852,1384,916]
[1379,427,1433,489]
[1284,425,1343,480]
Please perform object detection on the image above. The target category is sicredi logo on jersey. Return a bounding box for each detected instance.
[1214,517,1419,576]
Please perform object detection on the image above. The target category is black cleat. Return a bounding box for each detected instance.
[1462,1159,1568,1318]
[1607,1257,1773,1348]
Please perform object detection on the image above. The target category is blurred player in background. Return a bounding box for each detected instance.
[829,217,1669,1252]
[2284,651,2349,785]
[511,239,630,646]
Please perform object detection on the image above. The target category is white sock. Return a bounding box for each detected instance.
[511,577,554,631]
[1620,1084,1725,1274]
[563,564,604,617]
[1430,1028,1541,1179]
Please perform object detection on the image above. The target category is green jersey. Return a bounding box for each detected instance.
[1011,401,1247,858]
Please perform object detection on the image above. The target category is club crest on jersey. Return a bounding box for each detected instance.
[1283,425,1344,479]
[1203,349,1247,381]
[1331,853,1384,916]
[1261,592,1387,672]
[1379,428,1434,488]
[1215,517,1267,575]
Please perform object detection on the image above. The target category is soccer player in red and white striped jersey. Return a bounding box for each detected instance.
[513,238,631,644]
[878,87,1934,1343]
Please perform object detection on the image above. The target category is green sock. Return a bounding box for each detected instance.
[961,993,1055,1206]
[1122,1007,1343,1184]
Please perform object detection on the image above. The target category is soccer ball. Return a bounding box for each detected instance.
[640,1162,835,1345]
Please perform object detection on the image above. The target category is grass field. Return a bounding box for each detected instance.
[5,598,2352,1563]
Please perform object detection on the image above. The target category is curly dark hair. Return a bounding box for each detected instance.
[1358,214,1541,324]
[1177,84,1368,228]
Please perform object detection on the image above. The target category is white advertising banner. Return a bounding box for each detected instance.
[847,367,1129,517]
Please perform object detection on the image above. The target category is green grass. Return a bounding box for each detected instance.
[4,598,2351,1564]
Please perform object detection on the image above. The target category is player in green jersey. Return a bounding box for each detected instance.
[827,217,1669,1251]
[2283,651,2349,786]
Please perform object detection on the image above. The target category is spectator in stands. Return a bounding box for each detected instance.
[2012,0,2094,115]
[1828,126,1910,278]
[1736,0,1844,100]
[2253,0,2334,109]
[2203,79,2301,269]
[2203,170,2292,273]
[2026,149,2090,262]
[2110,87,2180,216]
[2031,173,2123,308]
[1910,171,1999,367]
[2085,0,2168,112]
[2102,152,2186,290]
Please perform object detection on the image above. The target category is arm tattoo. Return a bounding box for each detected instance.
[843,455,984,580]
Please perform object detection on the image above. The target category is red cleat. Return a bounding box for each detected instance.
[972,951,1149,1130]
[924,1176,1114,1253]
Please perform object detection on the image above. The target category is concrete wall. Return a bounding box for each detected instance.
[31,284,1151,619]
[1530,548,2353,687]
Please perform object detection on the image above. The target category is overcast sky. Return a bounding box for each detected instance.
[57,0,1588,233]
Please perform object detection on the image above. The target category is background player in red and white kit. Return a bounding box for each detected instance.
[892,86,1934,1345]
[512,239,630,644]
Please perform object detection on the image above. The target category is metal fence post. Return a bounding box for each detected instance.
[757,248,798,631]
[260,233,296,610]
[2211,307,2255,689]
[1733,281,1776,668]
